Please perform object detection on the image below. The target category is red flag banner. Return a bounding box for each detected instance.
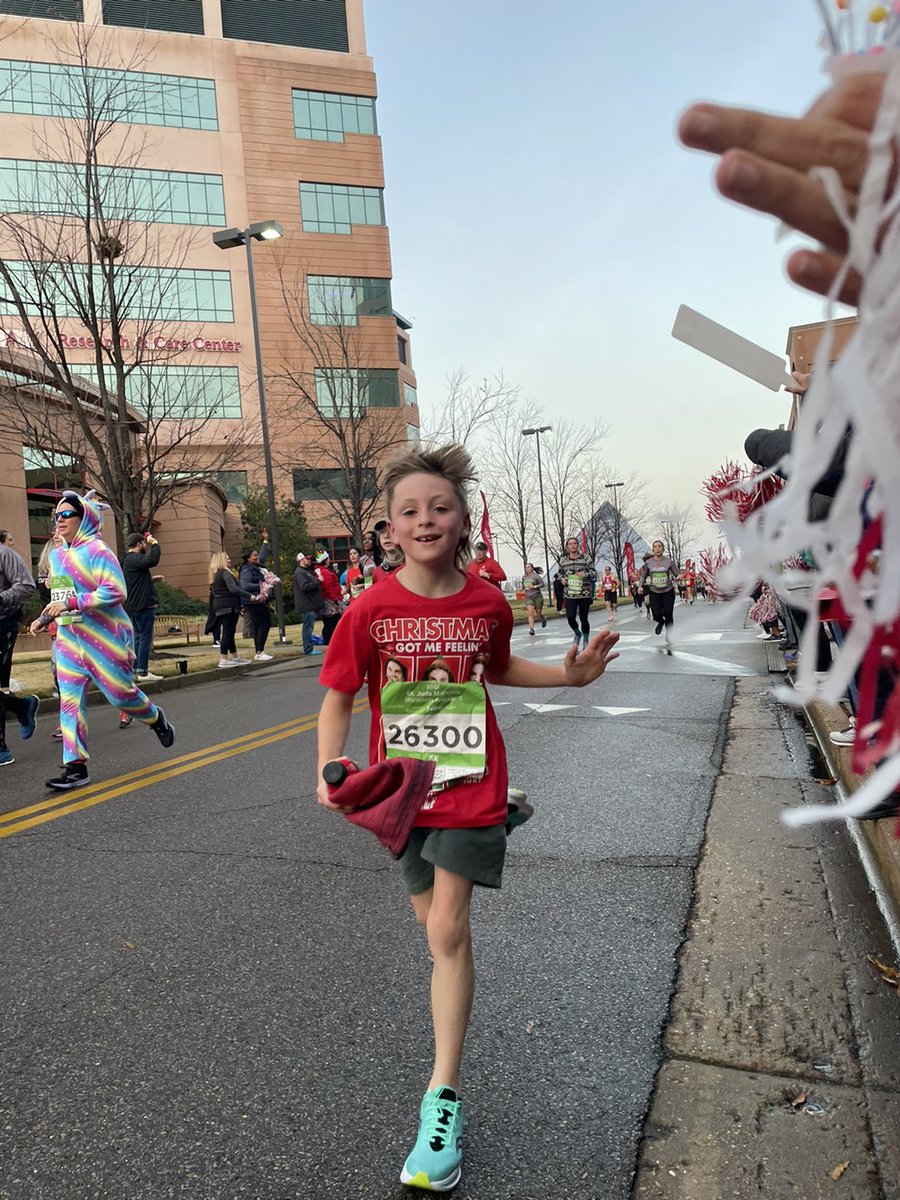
[479,491,494,556]
[624,542,635,576]
[685,558,693,571]
[581,527,588,555]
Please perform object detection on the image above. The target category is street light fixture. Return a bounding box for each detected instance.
[522,425,552,590]
[212,219,290,644]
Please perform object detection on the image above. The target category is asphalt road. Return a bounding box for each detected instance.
[0,599,769,1200]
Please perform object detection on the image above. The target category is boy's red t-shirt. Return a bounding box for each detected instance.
[319,570,514,829]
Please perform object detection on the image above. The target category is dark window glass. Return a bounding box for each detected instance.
[102,0,204,34]
[293,467,376,503]
[221,0,347,52]
[397,336,407,365]
[307,275,391,325]
[314,368,399,416]
[0,1,82,19]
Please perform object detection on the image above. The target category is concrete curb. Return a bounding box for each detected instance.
[805,698,900,956]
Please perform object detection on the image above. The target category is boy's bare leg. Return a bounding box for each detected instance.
[411,867,475,1092]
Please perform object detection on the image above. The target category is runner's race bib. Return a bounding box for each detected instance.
[49,574,82,624]
[566,571,583,599]
[651,570,669,588]
[381,680,486,786]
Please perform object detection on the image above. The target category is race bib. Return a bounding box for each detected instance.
[381,680,486,786]
[651,570,668,588]
[49,574,82,625]
[566,571,583,599]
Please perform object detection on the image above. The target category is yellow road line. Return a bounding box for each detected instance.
[0,701,368,838]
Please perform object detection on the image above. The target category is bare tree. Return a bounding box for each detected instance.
[422,368,520,446]
[480,397,543,570]
[656,503,698,568]
[573,467,652,585]
[0,25,253,541]
[272,264,410,543]
[541,419,608,563]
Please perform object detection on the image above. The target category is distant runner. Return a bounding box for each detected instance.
[639,540,678,645]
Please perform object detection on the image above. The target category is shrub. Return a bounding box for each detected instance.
[154,581,207,616]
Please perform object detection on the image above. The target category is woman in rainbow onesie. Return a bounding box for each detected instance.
[32,490,175,791]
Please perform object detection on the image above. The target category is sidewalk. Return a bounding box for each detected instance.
[633,677,900,1198]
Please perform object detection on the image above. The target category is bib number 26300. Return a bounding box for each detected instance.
[381,680,487,785]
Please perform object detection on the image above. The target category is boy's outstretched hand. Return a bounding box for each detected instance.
[563,629,619,685]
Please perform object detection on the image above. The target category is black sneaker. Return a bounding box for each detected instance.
[655,621,664,635]
[151,707,175,749]
[119,714,134,730]
[46,762,90,790]
[541,615,547,628]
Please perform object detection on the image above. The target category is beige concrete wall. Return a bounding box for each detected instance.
[151,483,227,599]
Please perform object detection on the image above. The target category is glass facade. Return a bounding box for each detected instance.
[0,60,218,130]
[403,382,418,408]
[293,466,376,503]
[0,160,226,225]
[406,424,419,442]
[293,89,376,142]
[314,368,399,417]
[78,364,242,420]
[299,183,384,235]
[2,262,233,322]
[307,275,391,325]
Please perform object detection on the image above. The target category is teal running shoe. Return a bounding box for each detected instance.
[400,1086,463,1191]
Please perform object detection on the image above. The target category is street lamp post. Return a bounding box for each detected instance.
[605,481,624,595]
[212,220,290,644]
[522,425,552,590]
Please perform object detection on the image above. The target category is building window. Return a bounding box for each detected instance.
[221,0,348,52]
[403,382,417,408]
[397,335,408,366]
[306,275,391,325]
[406,424,419,442]
[0,160,226,225]
[299,182,384,235]
[0,1,83,19]
[293,466,377,503]
[205,469,247,504]
[22,445,84,490]
[102,0,204,35]
[78,364,242,419]
[0,60,218,129]
[293,89,375,142]
[2,262,234,322]
[314,368,399,417]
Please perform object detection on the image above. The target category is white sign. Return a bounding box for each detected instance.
[671,305,794,392]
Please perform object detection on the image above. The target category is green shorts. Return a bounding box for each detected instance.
[525,593,543,611]
[399,824,507,894]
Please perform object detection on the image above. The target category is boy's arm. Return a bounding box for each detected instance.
[316,688,357,809]
[487,629,619,689]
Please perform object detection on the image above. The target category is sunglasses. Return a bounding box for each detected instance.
[54,511,79,522]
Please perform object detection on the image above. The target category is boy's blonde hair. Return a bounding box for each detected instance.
[382,444,477,567]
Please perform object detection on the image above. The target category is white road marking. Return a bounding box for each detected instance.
[594,706,651,715]
[523,703,577,713]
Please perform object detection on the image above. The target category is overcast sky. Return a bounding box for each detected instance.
[363,1,837,548]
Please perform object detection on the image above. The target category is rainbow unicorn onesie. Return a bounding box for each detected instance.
[46,490,175,790]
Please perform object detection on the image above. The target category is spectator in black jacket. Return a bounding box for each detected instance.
[0,537,40,766]
[209,552,252,668]
[293,551,324,655]
[122,532,163,683]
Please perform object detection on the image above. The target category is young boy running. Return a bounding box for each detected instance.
[316,445,619,1192]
